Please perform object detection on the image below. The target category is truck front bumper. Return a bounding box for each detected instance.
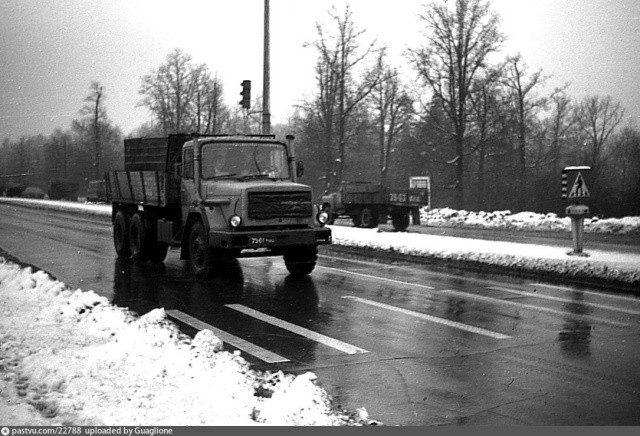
[209,227,332,250]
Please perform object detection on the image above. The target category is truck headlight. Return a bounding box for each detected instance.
[229,215,242,228]
[317,211,329,226]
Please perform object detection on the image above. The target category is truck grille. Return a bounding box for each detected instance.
[248,191,313,219]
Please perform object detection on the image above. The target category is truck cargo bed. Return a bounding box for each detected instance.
[107,171,180,207]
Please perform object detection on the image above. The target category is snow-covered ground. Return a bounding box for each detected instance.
[1,198,639,426]
[0,259,377,426]
[420,207,640,235]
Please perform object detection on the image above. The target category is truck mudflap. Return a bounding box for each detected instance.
[209,227,331,250]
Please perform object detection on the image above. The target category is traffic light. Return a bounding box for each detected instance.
[240,80,251,109]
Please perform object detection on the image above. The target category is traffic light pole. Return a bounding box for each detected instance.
[262,0,271,134]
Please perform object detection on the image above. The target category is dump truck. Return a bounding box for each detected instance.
[320,180,429,231]
[106,133,331,277]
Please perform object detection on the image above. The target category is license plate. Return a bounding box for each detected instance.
[250,236,276,245]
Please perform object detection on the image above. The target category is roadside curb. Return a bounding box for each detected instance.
[321,244,640,296]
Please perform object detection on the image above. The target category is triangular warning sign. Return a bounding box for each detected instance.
[568,172,590,198]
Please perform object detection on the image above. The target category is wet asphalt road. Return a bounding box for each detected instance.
[1,203,640,425]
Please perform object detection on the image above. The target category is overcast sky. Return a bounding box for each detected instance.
[1,0,639,142]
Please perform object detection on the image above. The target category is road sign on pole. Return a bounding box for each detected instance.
[561,166,591,256]
[561,166,591,200]
[567,172,590,199]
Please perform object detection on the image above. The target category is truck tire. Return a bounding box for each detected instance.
[129,213,150,260]
[359,207,378,228]
[188,221,216,278]
[113,211,131,258]
[391,210,410,232]
[284,246,317,276]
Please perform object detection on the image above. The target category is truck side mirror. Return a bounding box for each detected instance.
[296,161,304,178]
[174,163,182,177]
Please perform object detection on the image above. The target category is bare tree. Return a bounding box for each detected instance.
[139,49,201,134]
[408,0,505,209]
[573,95,624,179]
[370,54,413,187]
[192,70,226,134]
[73,82,111,179]
[501,54,547,209]
[305,5,382,188]
[544,84,575,176]
[468,71,504,210]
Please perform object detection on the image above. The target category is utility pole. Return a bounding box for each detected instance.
[262,0,271,134]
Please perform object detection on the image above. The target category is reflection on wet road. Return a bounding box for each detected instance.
[2,204,640,425]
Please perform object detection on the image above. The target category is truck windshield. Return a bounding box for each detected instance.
[201,142,290,180]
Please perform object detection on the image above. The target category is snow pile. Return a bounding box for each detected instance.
[0,258,378,426]
[421,208,640,234]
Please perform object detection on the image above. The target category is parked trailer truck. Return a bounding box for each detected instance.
[106,134,331,277]
[320,181,429,231]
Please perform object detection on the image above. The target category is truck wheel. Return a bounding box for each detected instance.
[189,222,215,278]
[359,208,378,228]
[284,246,318,276]
[392,210,410,232]
[129,213,150,260]
[113,211,131,258]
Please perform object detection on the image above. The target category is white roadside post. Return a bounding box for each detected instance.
[562,166,591,257]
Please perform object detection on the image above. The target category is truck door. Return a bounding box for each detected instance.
[181,147,197,217]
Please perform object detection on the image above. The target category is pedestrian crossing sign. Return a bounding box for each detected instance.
[568,172,590,198]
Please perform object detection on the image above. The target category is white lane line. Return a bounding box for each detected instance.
[319,265,436,290]
[225,304,369,355]
[165,309,290,364]
[441,290,629,328]
[530,282,640,303]
[341,296,511,339]
[488,286,640,316]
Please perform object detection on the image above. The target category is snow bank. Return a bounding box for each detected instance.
[0,258,378,426]
[421,208,640,234]
[330,226,640,286]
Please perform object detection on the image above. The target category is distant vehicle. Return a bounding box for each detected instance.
[86,179,107,203]
[106,133,331,277]
[48,179,79,201]
[320,179,430,231]
[22,186,45,199]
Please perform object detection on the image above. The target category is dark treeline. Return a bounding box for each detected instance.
[292,1,640,217]
[2,0,639,216]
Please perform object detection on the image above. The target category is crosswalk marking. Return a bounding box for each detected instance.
[165,309,290,364]
[441,290,629,328]
[341,295,511,339]
[225,304,369,354]
[488,286,640,316]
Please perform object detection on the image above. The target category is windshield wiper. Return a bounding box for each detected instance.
[241,173,277,180]
[210,173,239,179]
